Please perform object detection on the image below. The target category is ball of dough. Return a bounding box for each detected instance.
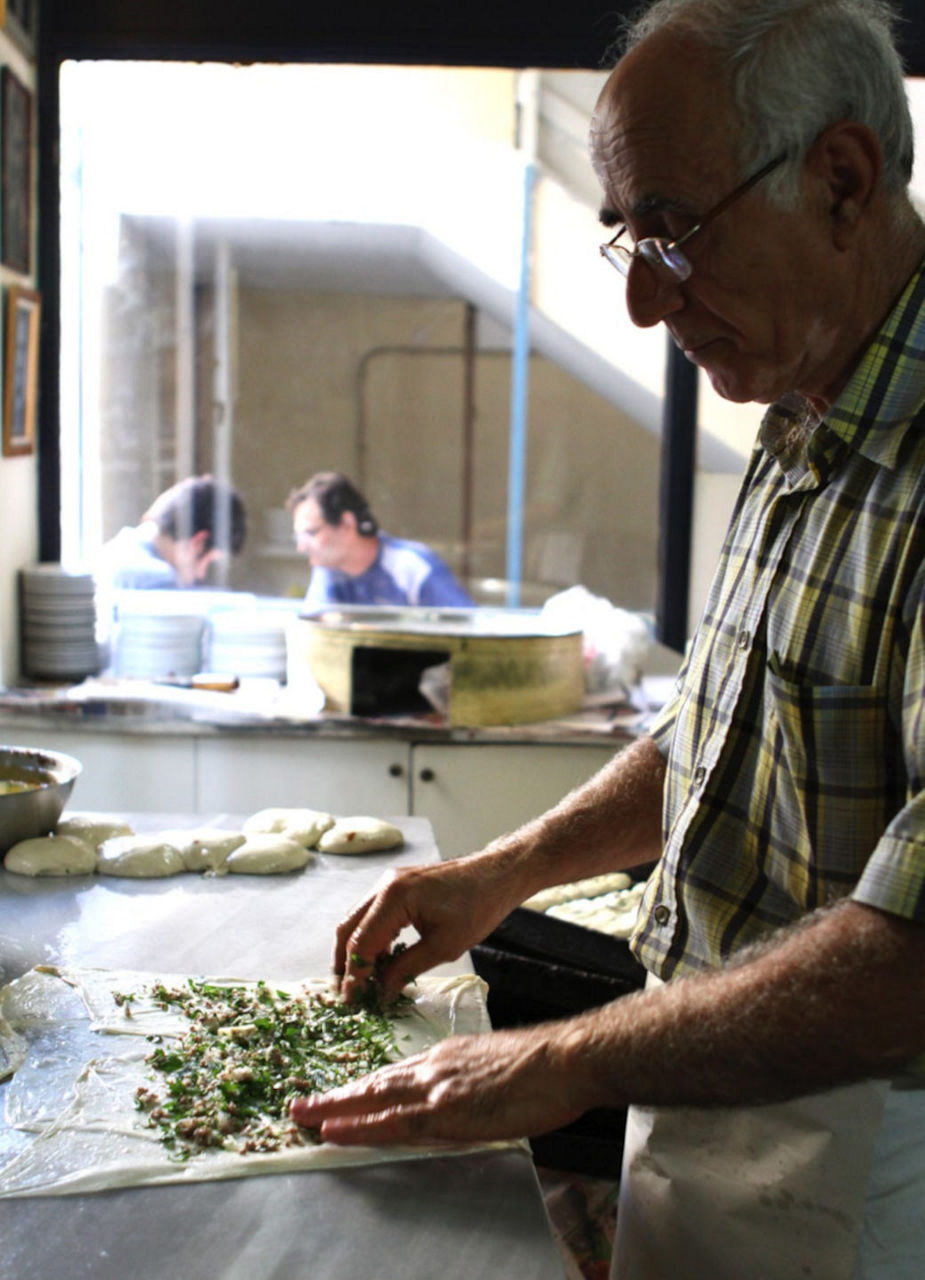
[224,833,313,875]
[241,807,335,849]
[157,827,246,874]
[97,835,186,878]
[4,834,98,877]
[55,815,134,849]
[316,817,403,855]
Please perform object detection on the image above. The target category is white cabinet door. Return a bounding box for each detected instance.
[196,736,410,816]
[0,728,198,812]
[410,741,622,860]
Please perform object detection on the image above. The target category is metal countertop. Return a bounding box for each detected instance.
[0,814,565,1280]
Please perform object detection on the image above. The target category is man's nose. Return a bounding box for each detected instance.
[625,257,686,329]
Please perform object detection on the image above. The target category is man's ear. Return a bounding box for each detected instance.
[806,121,882,250]
[340,511,358,536]
[190,528,212,557]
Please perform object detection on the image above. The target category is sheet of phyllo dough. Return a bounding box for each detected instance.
[0,965,522,1197]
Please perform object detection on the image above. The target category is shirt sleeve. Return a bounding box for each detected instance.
[648,644,692,761]
[852,567,925,922]
[303,569,334,608]
[417,565,473,608]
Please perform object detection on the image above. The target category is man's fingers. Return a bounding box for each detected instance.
[368,937,449,1000]
[290,1063,461,1146]
[332,898,374,975]
[333,872,419,988]
[317,1107,439,1145]
[290,1058,427,1127]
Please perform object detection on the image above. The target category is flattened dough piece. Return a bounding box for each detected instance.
[316,816,403,855]
[55,814,134,849]
[4,833,98,877]
[225,833,313,875]
[546,881,646,938]
[97,835,185,878]
[158,827,246,874]
[241,807,335,849]
[523,871,635,913]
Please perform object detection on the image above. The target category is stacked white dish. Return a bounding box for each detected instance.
[205,606,294,680]
[110,612,205,679]
[20,564,101,681]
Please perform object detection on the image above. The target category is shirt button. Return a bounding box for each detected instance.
[737,628,750,650]
[654,904,671,926]
[693,765,707,788]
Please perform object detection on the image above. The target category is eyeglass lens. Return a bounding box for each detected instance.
[637,238,692,282]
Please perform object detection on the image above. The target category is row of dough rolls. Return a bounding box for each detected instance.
[3,808,404,878]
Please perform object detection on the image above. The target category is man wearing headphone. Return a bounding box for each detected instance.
[288,471,472,609]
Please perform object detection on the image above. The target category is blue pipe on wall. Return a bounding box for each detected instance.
[506,158,536,608]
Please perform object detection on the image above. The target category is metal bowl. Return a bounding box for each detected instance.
[0,745,82,854]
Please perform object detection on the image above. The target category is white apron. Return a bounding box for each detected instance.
[613,1083,887,1280]
[611,982,925,1279]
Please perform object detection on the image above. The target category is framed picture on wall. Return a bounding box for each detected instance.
[4,0,36,58]
[1,67,31,273]
[3,285,40,457]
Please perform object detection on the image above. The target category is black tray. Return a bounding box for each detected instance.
[477,904,648,985]
[470,898,650,1178]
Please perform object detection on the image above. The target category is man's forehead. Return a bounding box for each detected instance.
[293,498,320,527]
[591,32,734,218]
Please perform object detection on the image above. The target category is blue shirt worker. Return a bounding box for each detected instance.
[289,471,473,609]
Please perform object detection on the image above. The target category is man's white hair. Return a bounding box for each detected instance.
[618,0,914,207]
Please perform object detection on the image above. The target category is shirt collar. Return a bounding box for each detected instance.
[761,257,925,480]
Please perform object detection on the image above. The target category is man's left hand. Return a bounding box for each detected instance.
[289,1027,587,1145]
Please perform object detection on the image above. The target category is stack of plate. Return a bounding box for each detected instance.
[110,612,205,679]
[205,607,292,680]
[20,564,102,681]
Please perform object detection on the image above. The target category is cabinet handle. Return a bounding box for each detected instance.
[419,767,435,783]
[388,763,404,778]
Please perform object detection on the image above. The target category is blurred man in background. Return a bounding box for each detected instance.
[95,475,247,591]
[289,471,472,608]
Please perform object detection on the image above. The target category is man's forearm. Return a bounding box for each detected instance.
[559,899,925,1113]
[477,734,666,905]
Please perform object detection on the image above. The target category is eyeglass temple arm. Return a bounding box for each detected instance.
[677,152,787,245]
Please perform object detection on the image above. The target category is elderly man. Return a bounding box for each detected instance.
[291,2,925,1276]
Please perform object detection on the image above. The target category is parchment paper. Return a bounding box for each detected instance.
[0,965,515,1197]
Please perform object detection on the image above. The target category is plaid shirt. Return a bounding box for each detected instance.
[634,261,925,980]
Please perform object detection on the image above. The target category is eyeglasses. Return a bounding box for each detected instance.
[599,153,787,285]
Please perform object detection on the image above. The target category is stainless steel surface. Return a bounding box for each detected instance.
[0,744,81,853]
[300,603,581,638]
[0,814,565,1280]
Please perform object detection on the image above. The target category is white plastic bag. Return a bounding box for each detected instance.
[541,586,652,697]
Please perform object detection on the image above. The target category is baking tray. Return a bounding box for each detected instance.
[471,887,652,1178]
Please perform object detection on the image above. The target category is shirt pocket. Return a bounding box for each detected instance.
[766,661,896,895]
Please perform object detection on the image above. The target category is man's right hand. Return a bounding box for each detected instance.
[333,737,667,1002]
[334,856,517,1003]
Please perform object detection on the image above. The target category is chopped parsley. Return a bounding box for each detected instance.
[130,977,410,1159]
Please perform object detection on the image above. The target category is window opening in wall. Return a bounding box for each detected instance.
[58,59,675,625]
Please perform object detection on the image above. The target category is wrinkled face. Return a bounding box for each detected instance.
[292,496,352,570]
[590,31,844,406]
